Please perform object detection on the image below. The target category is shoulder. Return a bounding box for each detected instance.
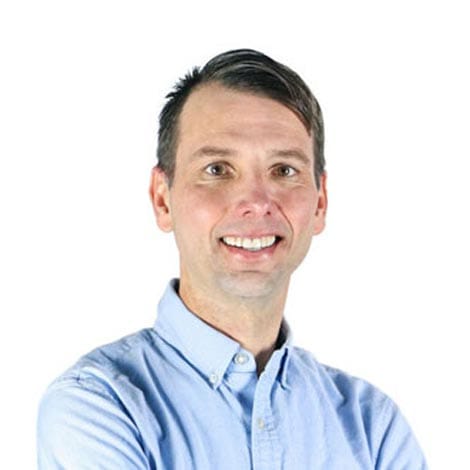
[37,328,158,468]
[289,347,397,425]
[38,326,158,415]
[39,328,160,421]
[289,346,394,422]
[289,346,390,398]
[39,327,165,421]
[47,327,157,390]
[288,346,428,468]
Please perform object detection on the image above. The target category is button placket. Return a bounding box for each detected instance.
[251,371,282,469]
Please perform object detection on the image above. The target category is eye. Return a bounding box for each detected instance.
[204,162,231,177]
[273,165,297,177]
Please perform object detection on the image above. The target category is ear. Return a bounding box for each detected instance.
[313,172,328,236]
[149,166,173,232]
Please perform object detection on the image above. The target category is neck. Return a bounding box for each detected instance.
[178,279,289,374]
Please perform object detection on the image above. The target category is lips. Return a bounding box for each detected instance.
[221,235,280,252]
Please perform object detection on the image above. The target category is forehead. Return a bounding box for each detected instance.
[176,83,313,158]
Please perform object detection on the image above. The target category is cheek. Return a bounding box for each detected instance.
[281,188,318,233]
[171,186,227,236]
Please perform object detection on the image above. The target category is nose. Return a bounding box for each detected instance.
[235,177,276,218]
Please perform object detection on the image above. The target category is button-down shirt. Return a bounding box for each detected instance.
[38,280,428,469]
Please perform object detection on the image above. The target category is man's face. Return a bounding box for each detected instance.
[151,83,327,300]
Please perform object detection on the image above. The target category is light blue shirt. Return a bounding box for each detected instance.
[38,280,427,469]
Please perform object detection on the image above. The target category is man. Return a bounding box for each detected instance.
[38,49,427,469]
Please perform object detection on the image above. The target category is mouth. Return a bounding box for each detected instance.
[220,235,282,252]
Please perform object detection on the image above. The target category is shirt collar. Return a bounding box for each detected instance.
[154,279,292,389]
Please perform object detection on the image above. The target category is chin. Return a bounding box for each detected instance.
[217,271,288,299]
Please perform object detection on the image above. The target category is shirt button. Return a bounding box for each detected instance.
[257,418,265,430]
[209,373,218,385]
[234,353,249,365]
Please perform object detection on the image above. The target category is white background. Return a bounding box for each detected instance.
[1,1,469,468]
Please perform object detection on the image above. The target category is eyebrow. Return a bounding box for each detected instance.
[268,148,312,166]
[190,146,238,159]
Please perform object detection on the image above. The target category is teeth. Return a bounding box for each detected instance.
[222,235,277,251]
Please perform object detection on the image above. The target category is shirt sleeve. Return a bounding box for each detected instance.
[37,376,151,470]
[375,400,428,470]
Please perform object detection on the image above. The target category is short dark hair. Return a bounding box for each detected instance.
[157,49,325,187]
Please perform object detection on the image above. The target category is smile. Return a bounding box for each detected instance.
[221,235,278,251]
